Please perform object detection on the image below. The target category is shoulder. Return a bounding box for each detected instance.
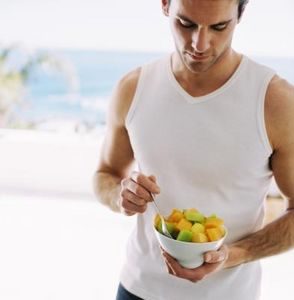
[265,75,294,150]
[107,67,142,127]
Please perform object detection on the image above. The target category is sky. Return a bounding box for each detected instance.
[0,0,294,57]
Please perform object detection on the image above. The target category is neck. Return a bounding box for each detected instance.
[171,49,242,97]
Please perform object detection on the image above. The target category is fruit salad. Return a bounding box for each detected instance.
[154,208,226,243]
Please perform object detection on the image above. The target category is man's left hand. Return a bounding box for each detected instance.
[161,245,229,283]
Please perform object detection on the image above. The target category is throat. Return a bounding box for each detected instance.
[172,52,243,98]
[177,75,223,97]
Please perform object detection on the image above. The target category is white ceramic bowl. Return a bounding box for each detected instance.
[154,226,228,269]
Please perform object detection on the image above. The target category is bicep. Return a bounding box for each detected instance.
[266,76,294,209]
[96,68,140,178]
[98,124,135,179]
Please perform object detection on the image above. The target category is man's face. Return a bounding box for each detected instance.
[164,0,239,74]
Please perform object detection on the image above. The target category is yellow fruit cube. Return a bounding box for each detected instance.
[192,232,209,243]
[205,217,224,229]
[218,225,226,236]
[154,214,161,228]
[176,218,192,231]
[167,209,184,223]
[191,223,205,234]
[206,227,223,242]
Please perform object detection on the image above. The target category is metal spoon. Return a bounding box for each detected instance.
[150,192,173,239]
[137,163,173,239]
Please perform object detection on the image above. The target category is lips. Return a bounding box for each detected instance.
[187,52,210,60]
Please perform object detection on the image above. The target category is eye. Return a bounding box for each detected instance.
[178,18,196,29]
[211,24,227,31]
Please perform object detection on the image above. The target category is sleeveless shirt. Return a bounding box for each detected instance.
[119,55,275,300]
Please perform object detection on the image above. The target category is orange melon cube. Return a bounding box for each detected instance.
[167,209,184,223]
[205,217,224,229]
[206,227,223,242]
[176,218,192,231]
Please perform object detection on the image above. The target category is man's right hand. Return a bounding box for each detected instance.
[119,171,160,215]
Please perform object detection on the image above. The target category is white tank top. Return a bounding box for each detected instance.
[120,55,275,300]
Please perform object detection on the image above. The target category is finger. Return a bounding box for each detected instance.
[164,260,176,275]
[166,263,173,274]
[122,177,153,201]
[162,248,207,281]
[120,189,146,206]
[161,248,179,264]
[118,197,136,216]
[123,209,136,216]
[161,251,182,275]
[197,261,222,276]
[121,197,147,214]
[148,175,156,183]
[204,245,228,264]
[131,172,160,194]
[161,251,177,275]
[162,248,227,282]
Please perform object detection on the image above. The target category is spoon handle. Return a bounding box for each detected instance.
[150,192,161,214]
[137,163,161,213]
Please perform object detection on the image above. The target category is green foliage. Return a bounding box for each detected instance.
[0,44,78,126]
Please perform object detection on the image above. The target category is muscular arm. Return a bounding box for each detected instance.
[93,68,160,213]
[93,69,139,212]
[226,76,294,267]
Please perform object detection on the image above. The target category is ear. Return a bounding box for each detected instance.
[161,0,170,16]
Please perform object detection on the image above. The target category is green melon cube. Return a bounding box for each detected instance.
[157,220,176,236]
[184,209,205,223]
[177,230,193,242]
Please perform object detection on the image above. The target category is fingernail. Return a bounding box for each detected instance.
[155,186,160,193]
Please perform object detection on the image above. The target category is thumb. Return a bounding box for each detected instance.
[148,175,157,183]
[204,245,228,264]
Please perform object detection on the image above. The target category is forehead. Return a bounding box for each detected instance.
[169,0,238,24]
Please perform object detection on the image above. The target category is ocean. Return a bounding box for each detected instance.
[17,50,163,128]
[15,50,294,129]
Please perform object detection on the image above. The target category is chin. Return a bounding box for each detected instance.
[188,64,211,74]
[184,55,214,74]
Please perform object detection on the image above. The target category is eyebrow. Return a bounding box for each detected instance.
[176,14,233,27]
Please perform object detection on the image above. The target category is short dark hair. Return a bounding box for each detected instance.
[167,0,249,19]
[238,0,249,19]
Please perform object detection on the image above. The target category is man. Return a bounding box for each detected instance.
[93,0,294,299]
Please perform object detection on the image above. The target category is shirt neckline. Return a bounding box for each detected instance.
[166,54,248,104]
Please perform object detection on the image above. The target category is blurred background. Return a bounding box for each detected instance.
[0,0,293,299]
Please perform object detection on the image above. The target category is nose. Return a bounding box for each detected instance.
[191,27,210,53]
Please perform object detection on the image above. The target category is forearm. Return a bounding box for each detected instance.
[225,209,294,268]
[93,171,122,213]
